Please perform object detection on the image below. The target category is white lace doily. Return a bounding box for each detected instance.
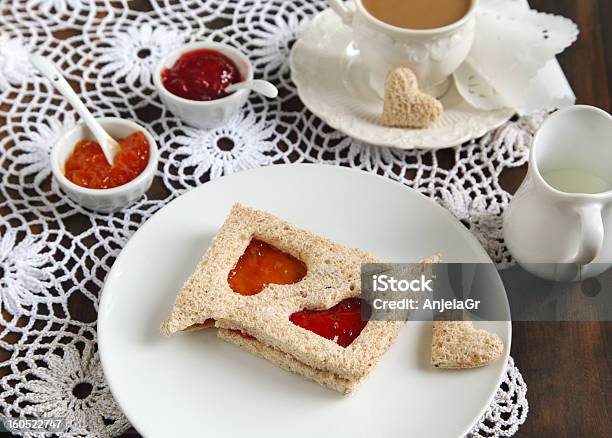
[0,1,534,436]
[454,0,578,114]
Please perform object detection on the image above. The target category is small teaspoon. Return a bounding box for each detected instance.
[226,79,278,98]
[30,54,120,166]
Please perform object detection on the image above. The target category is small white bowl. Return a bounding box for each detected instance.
[153,42,254,129]
[51,117,158,212]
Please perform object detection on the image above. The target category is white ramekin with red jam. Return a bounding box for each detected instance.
[153,42,254,129]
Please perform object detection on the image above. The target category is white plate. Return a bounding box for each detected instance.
[290,9,515,150]
[99,164,511,438]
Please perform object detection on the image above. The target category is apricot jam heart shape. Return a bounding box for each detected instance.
[227,239,307,295]
[290,298,368,348]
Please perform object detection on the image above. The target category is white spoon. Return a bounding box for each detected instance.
[30,54,120,166]
[226,79,278,98]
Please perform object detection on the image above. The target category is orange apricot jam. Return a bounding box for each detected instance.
[227,239,307,295]
[290,298,367,348]
[64,131,150,189]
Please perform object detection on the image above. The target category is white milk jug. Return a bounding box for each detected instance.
[504,105,612,281]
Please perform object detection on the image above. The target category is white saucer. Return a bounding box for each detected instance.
[98,164,511,438]
[290,9,515,150]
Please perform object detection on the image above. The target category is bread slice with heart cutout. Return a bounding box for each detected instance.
[161,203,440,394]
[431,321,504,369]
[381,66,443,129]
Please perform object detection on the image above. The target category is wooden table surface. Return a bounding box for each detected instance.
[506,1,611,437]
[0,0,609,437]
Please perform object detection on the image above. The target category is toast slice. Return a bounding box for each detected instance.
[161,203,439,389]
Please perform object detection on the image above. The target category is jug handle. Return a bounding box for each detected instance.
[573,204,604,265]
[328,0,355,25]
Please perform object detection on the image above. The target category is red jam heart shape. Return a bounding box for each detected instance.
[227,239,307,295]
[289,298,368,347]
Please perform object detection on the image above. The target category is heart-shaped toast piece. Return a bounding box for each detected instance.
[382,66,443,129]
[290,298,367,347]
[227,239,307,295]
[431,321,504,369]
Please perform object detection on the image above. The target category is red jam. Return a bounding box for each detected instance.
[227,239,307,296]
[64,131,149,189]
[184,319,215,331]
[290,298,367,348]
[161,49,242,101]
[229,329,256,341]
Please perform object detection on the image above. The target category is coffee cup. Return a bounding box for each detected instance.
[328,0,477,97]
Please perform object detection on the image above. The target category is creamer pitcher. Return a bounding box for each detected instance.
[504,105,612,280]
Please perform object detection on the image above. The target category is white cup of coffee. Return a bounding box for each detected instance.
[328,0,477,97]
